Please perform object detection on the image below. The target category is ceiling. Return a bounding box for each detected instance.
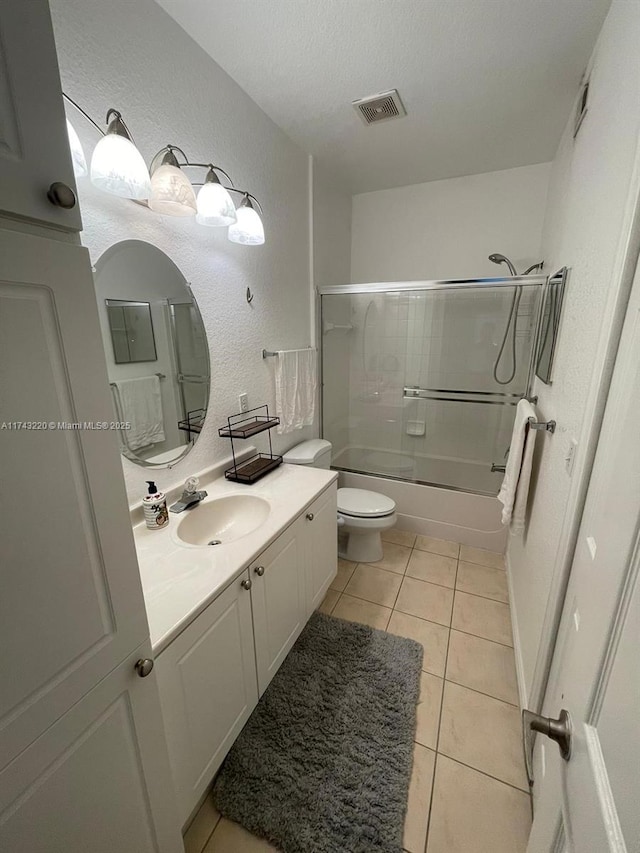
[155,0,611,194]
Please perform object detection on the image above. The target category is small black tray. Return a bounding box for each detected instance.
[218,416,280,439]
[224,453,283,484]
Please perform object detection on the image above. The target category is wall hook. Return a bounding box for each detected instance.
[246,287,254,304]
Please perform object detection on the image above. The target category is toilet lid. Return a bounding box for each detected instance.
[337,488,396,518]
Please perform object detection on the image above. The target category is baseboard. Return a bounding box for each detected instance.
[505,551,528,711]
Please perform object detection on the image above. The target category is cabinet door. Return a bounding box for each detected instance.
[0,230,150,769]
[0,642,183,853]
[251,519,307,695]
[0,0,81,231]
[154,574,258,825]
[304,485,338,615]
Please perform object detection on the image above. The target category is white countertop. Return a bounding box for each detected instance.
[133,463,337,655]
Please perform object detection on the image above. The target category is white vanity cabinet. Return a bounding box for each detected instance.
[155,483,337,825]
[154,572,258,825]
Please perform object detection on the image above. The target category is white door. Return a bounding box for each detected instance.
[526,257,640,852]
[0,0,81,231]
[0,229,153,768]
[0,641,182,852]
[251,519,307,695]
[155,573,258,825]
[304,486,338,614]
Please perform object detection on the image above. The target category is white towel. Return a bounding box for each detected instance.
[114,376,165,450]
[273,349,317,434]
[497,399,538,533]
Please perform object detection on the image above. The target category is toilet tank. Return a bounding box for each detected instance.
[282,439,332,469]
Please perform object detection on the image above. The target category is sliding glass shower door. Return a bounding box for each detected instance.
[321,278,545,496]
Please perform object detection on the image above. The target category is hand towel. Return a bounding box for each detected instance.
[497,399,538,532]
[114,375,165,450]
[273,349,317,434]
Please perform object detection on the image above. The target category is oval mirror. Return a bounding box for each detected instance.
[94,240,210,467]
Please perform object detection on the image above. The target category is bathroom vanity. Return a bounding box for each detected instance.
[132,463,337,825]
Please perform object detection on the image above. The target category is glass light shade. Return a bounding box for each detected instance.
[228,205,265,245]
[66,120,87,178]
[90,133,151,199]
[148,164,197,217]
[195,182,237,226]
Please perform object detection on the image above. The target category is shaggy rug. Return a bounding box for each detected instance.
[212,611,423,853]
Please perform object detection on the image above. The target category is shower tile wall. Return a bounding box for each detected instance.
[323,285,541,493]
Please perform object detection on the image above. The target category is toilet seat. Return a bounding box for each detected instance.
[337,488,396,519]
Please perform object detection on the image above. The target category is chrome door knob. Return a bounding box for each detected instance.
[254,566,265,576]
[523,708,572,784]
[306,512,314,521]
[47,182,77,209]
[241,578,252,590]
[135,658,154,678]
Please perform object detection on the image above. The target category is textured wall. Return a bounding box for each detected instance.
[508,0,640,706]
[50,0,314,504]
[351,163,550,282]
[312,159,352,288]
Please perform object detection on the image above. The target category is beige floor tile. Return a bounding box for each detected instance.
[396,576,454,627]
[332,593,392,630]
[387,611,450,677]
[452,591,513,646]
[407,550,457,589]
[184,795,220,853]
[330,558,356,592]
[403,743,436,853]
[204,818,277,852]
[317,588,340,615]
[344,564,403,608]
[438,682,528,790]
[415,535,459,559]
[415,672,444,750]
[368,542,412,574]
[382,528,417,548]
[459,544,505,570]
[426,755,531,853]
[446,630,519,705]
[456,561,509,603]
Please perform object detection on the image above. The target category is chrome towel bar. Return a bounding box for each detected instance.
[529,418,556,433]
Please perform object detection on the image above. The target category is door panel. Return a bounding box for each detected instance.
[251,520,306,695]
[0,643,182,853]
[304,486,337,615]
[155,575,258,825]
[0,0,81,230]
[0,231,149,769]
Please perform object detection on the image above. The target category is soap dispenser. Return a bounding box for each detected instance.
[143,481,169,530]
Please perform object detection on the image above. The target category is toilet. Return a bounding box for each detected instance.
[282,439,397,563]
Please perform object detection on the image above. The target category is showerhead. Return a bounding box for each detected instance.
[488,253,518,277]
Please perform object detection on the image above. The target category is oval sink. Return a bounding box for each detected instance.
[175,495,270,547]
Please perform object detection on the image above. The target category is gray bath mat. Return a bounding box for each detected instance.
[212,611,423,853]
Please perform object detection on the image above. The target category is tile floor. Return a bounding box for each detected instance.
[184,532,531,853]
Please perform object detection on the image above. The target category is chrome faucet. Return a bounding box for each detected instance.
[169,476,208,513]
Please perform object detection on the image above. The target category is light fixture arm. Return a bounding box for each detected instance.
[149,144,191,174]
[62,92,105,136]
[185,163,235,187]
[226,188,264,215]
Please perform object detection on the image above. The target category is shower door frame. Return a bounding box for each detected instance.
[317,275,548,494]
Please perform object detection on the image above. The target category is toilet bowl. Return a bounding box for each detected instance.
[282,439,397,563]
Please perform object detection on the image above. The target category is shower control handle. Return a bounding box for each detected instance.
[306,513,314,521]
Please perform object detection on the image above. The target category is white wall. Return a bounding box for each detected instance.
[351,163,551,282]
[50,0,314,504]
[312,159,352,288]
[508,0,640,708]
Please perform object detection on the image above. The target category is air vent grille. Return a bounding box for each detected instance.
[353,90,406,126]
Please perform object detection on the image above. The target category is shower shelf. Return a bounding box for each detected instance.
[218,404,282,484]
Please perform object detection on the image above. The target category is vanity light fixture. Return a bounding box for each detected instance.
[66,119,87,178]
[228,192,265,246]
[148,146,197,217]
[90,109,152,199]
[195,166,237,227]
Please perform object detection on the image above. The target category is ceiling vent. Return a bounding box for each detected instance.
[352,89,406,126]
